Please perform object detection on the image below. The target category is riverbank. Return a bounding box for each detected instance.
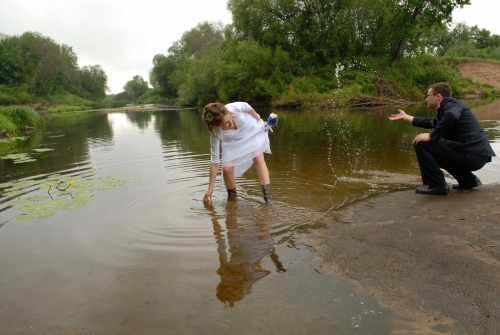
[305,184,500,334]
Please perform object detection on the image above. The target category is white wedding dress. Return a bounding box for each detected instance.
[209,102,271,182]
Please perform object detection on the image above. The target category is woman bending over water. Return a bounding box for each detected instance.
[201,102,272,203]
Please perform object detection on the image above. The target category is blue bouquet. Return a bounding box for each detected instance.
[266,113,278,132]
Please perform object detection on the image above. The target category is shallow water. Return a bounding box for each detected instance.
[0,101,499,334]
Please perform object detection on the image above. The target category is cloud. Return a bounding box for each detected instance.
[452,0,500,35]
[2,0,498,94]
[0,0,232,93]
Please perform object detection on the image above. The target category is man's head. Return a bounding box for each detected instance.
[425,82,452,110]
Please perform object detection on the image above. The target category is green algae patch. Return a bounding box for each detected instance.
[3,190,24,196]
[0,136,29,144]
[123,179,141,183]
[3,168,141,220]
[16,208,56,220]
[8,198,31,206]
[72,194,95,202]
[57,201,87,210]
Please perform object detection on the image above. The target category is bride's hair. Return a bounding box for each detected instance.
[202,103,229,133]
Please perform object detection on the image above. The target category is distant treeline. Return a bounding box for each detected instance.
[0,31,108,105]
[4,0,500,109]
[114,0,499,107]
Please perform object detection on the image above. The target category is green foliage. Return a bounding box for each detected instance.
[0,31,109,104]
[123,75,149,102]
[80,65,109,101]
[0,113,16,132]
[0,93,19,106]
[175,50,222,106]
[0,106,43,131]
[445,42,488,58]
[216,39,293,104]
[136,89,167,104]
[46,105,93,113]
[146,1,499,107]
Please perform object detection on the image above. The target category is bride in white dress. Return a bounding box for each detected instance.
[201,102,272,203]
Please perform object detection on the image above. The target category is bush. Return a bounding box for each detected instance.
[0,106,43,131]
[0,113,17,132]
[0,93,19,106]
[46,105,93,113]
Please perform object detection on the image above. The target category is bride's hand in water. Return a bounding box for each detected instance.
[203,189,213,202]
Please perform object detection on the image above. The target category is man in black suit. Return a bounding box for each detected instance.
[389,82,496,195]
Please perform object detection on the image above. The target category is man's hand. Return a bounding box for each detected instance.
[413,133,431,144]
[389,109,413,123]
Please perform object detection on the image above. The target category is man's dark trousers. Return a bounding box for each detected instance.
[414,141,490,187]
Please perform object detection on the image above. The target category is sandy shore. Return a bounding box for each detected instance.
[306,184,500,335]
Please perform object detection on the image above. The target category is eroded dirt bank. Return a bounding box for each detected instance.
[306,185,500,334]
[457,60,500,89]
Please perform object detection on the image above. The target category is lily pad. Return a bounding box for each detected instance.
[9,180,42,190]
[95,184,116,190]
[123,179,141,183]
[57,201,86,210]
[16,207,56,220]
[45,174,63,181]
[79,180,100,187]
[47,198,68,206]
[78,171,100,178]
[37,184,52,191]
[14,159,37,164]
[3,190,25,196]
[72,194,96,202]
[5,168,139,219]
[8,198,31,206]
[32,148,54,153]
[26,195,49,202]
[1,153,29,160]
[19,202,53,211]
[0,136,29,144]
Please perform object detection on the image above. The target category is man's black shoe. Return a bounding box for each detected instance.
[415,185,450,195]
[452,176,482,190]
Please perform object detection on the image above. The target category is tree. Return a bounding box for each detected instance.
[150,21,226,105]
[216,38,292,104]
[228,0,358,67]
[13,32,63,94]
[150,54,178,98]
[123,75,149,102]
[0,38,24,86]
[80,65,108,101]
[168,21,225,59]
[55,44,81,95]
[375,0,471,66]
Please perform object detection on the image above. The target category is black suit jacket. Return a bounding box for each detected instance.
[412,97,496,158]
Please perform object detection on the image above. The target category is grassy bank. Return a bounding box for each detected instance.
[0,106,44,133]
[1,57,499,111]
[272,57,500,108]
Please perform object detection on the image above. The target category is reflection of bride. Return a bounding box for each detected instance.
[205,202,286,308]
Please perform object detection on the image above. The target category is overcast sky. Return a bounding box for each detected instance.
[0,0,497,94]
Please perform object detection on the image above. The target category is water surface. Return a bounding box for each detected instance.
[0,101,499,334]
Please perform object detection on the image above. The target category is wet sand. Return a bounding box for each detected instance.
[306,184,500,335]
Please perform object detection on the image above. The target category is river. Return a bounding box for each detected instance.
[0,100,499,334]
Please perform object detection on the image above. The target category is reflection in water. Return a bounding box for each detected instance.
[0,102,499,333]
[205,201,286,307]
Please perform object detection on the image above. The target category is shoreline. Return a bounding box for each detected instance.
[305,183,500,334]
